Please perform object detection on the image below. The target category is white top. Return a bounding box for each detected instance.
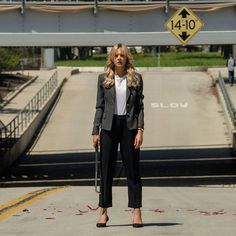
[228,58,235,71]
[114,75,127,115]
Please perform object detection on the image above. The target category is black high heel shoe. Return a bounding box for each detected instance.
[96,216,109,228]
[132,223,143,228]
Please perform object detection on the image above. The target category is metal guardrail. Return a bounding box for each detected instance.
[0,71,58,154]
[218,71,236,127]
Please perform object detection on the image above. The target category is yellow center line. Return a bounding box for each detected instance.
[0,186,72,222]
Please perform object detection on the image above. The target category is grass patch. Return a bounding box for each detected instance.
[55,52,226,67]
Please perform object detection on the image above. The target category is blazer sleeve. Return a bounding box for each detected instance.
[92,74,105,135]
[137,74,144,129]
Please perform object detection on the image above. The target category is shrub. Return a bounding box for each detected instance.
[0,48,20,72]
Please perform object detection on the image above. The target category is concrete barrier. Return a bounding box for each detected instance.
[0,78,67,172]
[210,69,235,155]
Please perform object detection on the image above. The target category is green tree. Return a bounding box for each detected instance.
[0,48,19,73]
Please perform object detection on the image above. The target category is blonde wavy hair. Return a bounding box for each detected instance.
[103,43,139,88]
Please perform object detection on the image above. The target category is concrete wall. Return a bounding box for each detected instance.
[212,73,235,155]
[0,79,66,172]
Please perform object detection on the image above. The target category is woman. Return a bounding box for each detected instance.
[226,54,235,86]
[92,43,144,228]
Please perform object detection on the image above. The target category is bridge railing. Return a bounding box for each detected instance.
[0,71,58,154]
[218,71,236,127]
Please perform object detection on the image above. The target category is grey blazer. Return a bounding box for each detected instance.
[92,73,144,135]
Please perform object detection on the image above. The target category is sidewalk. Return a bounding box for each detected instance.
[0,68,73,126]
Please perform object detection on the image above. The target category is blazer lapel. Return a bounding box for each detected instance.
[109,79,116,104]
[126,85,131,102]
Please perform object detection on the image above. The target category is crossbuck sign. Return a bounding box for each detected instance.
[165,7,204,45]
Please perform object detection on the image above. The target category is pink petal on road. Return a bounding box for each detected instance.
[87,205,99,211]
[199,211,211,216]
[153,209,165,213]
[78,210,88,213]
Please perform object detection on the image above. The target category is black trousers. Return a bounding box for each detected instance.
[229,70,235,85]
[99,115,142,208]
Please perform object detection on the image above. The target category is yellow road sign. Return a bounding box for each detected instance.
[165,6,204,45]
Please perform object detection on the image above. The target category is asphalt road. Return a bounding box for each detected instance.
[1,70,236,236]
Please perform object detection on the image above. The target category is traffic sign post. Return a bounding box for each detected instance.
[165,6,204,45]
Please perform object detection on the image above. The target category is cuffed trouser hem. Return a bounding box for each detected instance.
[128,204,142,208]
[98,204,112,208]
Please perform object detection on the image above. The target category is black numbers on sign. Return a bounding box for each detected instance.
[171,19,196,30]
[186,20,196,30]
[171,20,181,30]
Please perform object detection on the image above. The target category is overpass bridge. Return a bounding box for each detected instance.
[0,0,236,46]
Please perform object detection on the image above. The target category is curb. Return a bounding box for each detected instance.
[57,66,220,73]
